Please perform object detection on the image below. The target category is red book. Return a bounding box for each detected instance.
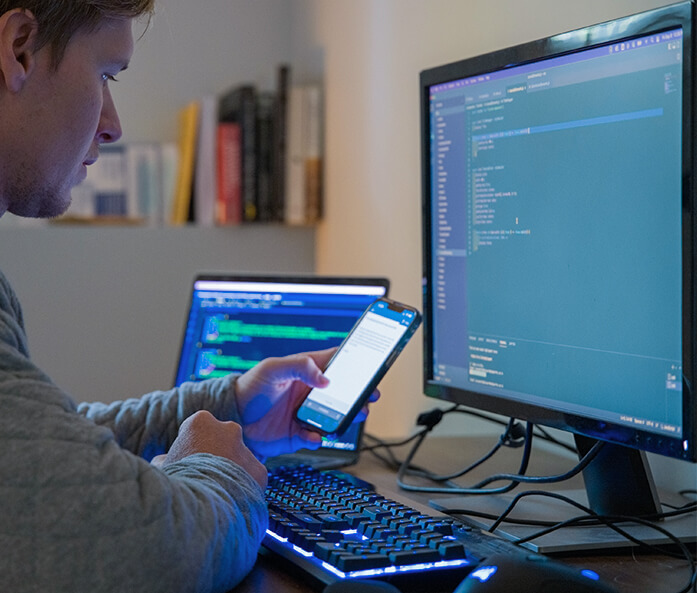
[216,122,242,225]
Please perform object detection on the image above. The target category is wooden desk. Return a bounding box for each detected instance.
[235,436,696,593]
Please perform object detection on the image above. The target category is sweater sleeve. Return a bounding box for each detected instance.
[76,374,242,460]
[0,270,268,593]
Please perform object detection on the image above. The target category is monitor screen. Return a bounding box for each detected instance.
[420,0,696,526]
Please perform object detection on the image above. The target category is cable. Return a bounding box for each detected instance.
[444,406,578,453]
[487,490,694,538]
[439,497,697,531]
[440,489,696,593]
[365,403,594,496]
[523,517,696,593]
[369,407,696,592]
[468,439,603,489]
[362,404,578,472]
[365,405,534,491]
[406,417,520,483]
[360,404,462,472]
[413,409,528,486]
[396,421,605,496]
[362,431,426,470]
[397,420,536,495]
[501,492,697,593]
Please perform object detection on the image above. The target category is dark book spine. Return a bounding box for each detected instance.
[272,64,290,222]
[219,84,258,222]
[256,92,275,222]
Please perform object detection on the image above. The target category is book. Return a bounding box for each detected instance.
[216,122,242,225]
[219,84,257,222]
[194,95,218,227]
[158,142,178,226]
[64,142,179,225]
[125,143,163,225]
[65,144,129,221]
[271,64,290,222]
[303,85,323,223]
[255,91,275,222]
[285,84,323,225]
[171,100,200,225]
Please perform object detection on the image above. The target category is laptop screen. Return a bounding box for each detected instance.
[174,274,389,453]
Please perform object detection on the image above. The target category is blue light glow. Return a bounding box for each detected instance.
[470,566,498,583]
[581,569,600,581]
[318,557,470,580]
[266,531,288,543]
[292,545,314,557]
[264,528,471,581]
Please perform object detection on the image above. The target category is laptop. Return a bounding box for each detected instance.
[174,273,389,469]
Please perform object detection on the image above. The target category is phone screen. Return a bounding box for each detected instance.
[296,298,420,434]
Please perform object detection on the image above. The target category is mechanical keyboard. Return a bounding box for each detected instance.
[263,465,520,590]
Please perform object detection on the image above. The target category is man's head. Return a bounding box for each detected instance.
[0,0,154,218]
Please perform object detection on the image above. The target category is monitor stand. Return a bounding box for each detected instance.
[429,436,697,554]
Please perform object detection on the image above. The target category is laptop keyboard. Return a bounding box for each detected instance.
[263,465,519,590]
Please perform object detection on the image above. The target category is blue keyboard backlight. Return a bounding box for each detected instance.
[470,565,498,583]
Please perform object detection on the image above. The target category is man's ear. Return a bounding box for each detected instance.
[0,9,39,93]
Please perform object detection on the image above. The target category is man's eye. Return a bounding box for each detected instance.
[102,73,118,83]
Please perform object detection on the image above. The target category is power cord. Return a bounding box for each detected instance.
[362,404,578,479]
[396,419,537,495]
[363,404,529,478]
[366,404,601,495]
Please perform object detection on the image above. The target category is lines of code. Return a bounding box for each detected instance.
[427,29,684,434]
[203,316,348,343]
[175,291,379,386]
[196,350,259,377]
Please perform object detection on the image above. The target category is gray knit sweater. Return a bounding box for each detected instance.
[0,269,268,592]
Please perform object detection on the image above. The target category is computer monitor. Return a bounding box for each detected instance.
[420,1,696,549]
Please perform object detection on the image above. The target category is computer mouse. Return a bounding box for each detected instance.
[454,553,620,593]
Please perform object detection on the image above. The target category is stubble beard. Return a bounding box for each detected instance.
[5,164,73,219]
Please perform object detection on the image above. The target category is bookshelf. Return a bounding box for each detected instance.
[59,73,323,228]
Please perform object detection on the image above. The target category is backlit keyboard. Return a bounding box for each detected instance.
[263,465,516,590]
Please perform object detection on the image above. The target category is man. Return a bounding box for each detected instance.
[0,2,369,591]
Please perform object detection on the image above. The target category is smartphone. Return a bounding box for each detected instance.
[295,297,421,435]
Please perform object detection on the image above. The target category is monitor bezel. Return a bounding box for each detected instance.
[420,1,696,462]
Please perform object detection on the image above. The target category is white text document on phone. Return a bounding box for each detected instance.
[305,311,408,414]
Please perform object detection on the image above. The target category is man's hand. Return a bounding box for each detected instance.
[234,349,379,460]
[234,350,332,459]
[155,410,268,489]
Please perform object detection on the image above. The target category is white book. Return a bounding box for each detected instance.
[285,84,323,225]
[194,95,218,227]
